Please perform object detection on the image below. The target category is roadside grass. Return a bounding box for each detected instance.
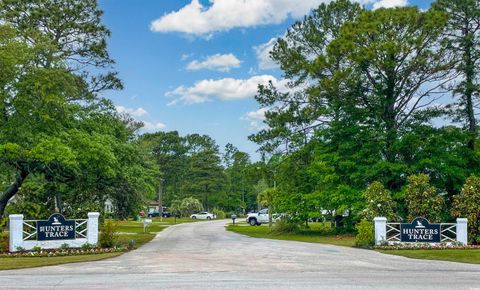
[151,217,198,225]
[0,252,122,270]
[379,249,480,265]
[116,220,165,233]
[226,223,355,247]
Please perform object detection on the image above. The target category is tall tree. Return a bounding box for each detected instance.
[433,0,480,151]
[329,7,452,163]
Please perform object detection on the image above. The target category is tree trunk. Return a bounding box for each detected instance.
[268,205,272,228]
[0,168,28,216]
[464,29,476,152]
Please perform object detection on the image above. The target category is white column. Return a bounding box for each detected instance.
[9,214,24,252]
[87,212,100,245]
[456,218,468,245]
[374,217,387,246]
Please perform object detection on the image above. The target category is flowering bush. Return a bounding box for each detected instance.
[375,242,480,250]
[0,246,125,258]
[361,181,396,221]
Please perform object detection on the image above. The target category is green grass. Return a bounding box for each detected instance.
[226,223,355,247]
[379,249,480,264]
[151,217,199,225]
[117,233,155,249]
[116,220,166,234]
[0,252,122,270]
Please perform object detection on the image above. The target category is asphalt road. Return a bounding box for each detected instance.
[1,220,480,290]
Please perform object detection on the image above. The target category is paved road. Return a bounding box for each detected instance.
[1,220,480,289]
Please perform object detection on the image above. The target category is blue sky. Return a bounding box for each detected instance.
[98,0,434,159]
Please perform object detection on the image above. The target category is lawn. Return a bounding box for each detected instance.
[379,249,480,265]
[0,252,122,270]
[116,220,166,233]
[226,223,355,247]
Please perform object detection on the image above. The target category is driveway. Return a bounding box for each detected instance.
[1,220,479,289]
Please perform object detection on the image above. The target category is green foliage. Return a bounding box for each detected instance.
[212,208,226,219]
[354,220,375,248]
[452,175,480,244]
[404,174,444,222]
[32,246,42,253]
[99,220,119,248]
[0,231,8,252]
[60,243,70,250]
[176,197,203,217]
[269,219,300,235]
[362,182,396,221]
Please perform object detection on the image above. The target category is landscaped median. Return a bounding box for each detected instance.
[0,218,172,270]
[226,223,480,265]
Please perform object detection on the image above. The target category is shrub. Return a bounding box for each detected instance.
[32,246,42,253]
[269,218,299,235]
[362,181,396,221]
[99,219,119,248]
[212,208,226,219]
[354,220,374,248]
[81,243,94,250]
[176,197,203,217]
[452,175,480,244]
[60,243,70,250]
[0,231,8,252]
[127,239,136,250]
[404,174,443,222]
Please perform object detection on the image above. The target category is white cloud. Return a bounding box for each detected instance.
[241,108,268,130]
[166,75,290,105]
[150,0,390,37]
[254,37,279,70]
[372,0,408,9]
[186,53,241,72]
[150,0,333,36]
[116,106,148,117]
[142,121,167,131]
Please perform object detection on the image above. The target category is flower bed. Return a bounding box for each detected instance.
[0,247,125,258]
[375,242,480,250]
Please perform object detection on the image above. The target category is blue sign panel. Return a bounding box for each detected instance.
[400,217,441,243]
[36,214,76,241]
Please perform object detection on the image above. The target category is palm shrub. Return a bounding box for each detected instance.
[452,175,480,244]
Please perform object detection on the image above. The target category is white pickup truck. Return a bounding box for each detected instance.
[246,208,277,226]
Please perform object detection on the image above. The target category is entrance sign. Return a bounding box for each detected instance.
[37,214,76,241]
[9,212,99,252]
[400,218,440,243]
[373,216,468,246]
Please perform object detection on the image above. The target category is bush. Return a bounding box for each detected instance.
[0,231,8,252]
[99,219,119,248]
[81,243,94,250]
[32,246,42,253]
[354,220,375,248]
[60,243,70,250]
[212,208,226,219]
[127,239,136,250]
[269,219,299,235]
[404,174,443,222]
[362,181,396,221]
[452,175,480,244]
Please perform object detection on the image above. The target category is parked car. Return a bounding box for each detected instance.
[190,212,215,220]
[246,208,280,226]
